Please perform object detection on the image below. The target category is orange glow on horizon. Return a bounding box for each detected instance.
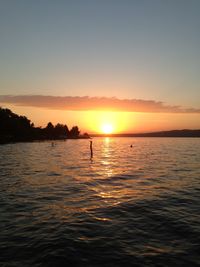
[2,104,200,134]
[84,111,128,134]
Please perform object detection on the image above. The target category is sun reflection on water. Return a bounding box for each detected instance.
[4,138,200,221]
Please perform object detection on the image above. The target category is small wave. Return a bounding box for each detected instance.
[47,172,61,176]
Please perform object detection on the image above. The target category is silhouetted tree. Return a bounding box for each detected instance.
[82,132,90,138]
[69,126,80,138]
[44,122,54,139]
[0,107,33,141]
[54,123,69,138]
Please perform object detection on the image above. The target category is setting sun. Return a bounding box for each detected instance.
[80,111,129,134]
[101,123,114,134]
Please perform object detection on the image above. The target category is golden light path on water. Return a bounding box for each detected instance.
[4,137,200,222]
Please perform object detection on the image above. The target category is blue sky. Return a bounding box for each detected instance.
[0,0,200,131]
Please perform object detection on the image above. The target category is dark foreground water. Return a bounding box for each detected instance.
[0,137,200,267]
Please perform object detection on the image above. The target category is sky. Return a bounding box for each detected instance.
[0,0,200,133]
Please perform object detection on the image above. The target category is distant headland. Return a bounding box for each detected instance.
[91,129,200,138]
[0,107,90,144]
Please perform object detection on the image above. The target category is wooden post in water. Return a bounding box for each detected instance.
[90,140,93,158]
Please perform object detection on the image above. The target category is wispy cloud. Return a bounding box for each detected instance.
[0,95,200,113]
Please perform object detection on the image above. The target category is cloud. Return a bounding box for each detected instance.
[0,95,200,113]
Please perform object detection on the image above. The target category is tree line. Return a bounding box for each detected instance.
[0,107,89,143]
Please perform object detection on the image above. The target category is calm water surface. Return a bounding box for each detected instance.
[0,138,200,266]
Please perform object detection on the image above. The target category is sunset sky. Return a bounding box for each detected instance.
[0,0,200,133]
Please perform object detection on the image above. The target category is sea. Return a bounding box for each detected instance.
[0,137,200,267]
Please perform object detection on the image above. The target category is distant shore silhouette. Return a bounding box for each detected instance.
[0,107,90,144]
[91,130,200,138]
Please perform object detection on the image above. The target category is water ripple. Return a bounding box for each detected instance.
[0,138,200,266]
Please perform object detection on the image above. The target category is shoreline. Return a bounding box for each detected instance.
[0,136,91,145]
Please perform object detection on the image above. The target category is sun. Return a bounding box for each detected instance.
[101,123,114,134]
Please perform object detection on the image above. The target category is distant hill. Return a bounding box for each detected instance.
[91,129,200,138]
